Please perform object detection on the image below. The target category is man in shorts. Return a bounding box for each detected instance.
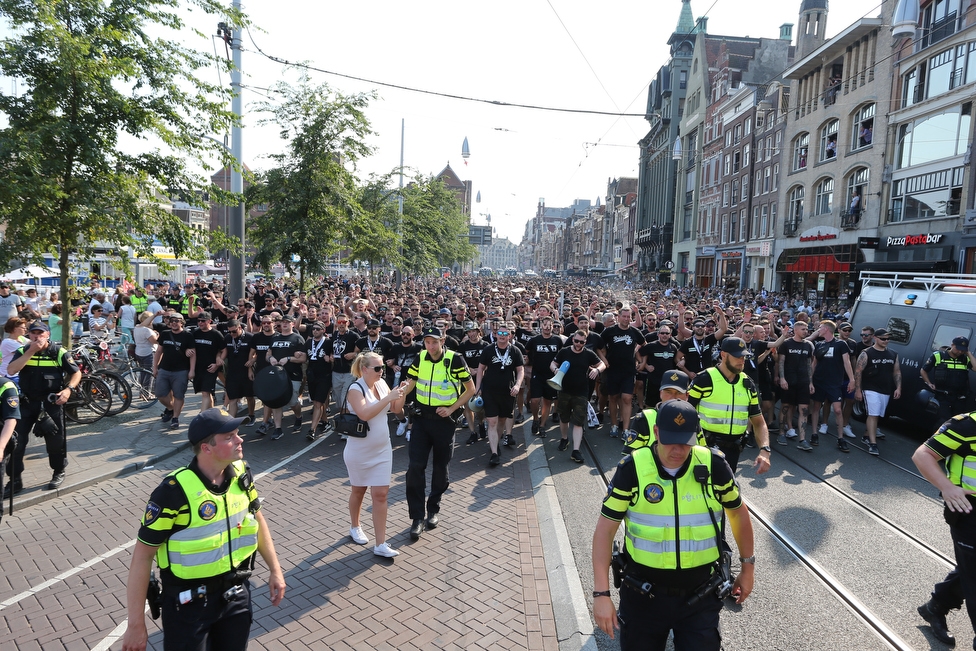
[551,331,604,462]
[153,313,196,430]
[810,320,855,452]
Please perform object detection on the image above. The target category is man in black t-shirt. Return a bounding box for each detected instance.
[637,325,679,408]
[153,313,196,429]
[777,321,814,448]
[223,318,255,424]
[457,323,489,444]
[304,321,333,439]
[854,328,901,455]
[552,333,603,461]
[249,315,277,433]
[596,308,645,439]
[331,315,361,417]
[475,323,525,466]
[266,315,306,440]
[526,316,564,437]
[355,319,395,386]
[191,312,226,412]
[810,320,855,451]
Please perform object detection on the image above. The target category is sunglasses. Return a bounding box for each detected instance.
[572,339,586,345]
[370,365,384,373]
[496,330,510,336]
[842,328,853,332]
[312,327,324,331]
[861,333,873,337]
[877,337,890,341]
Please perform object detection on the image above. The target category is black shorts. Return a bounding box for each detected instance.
[757,381,775,403]
[224,368,254,400]
[604,370,636,396]
[482,387,516,419]
[307,371,332,404]
[811,381,843,404]
[193,370,219,395]
[530,376,558,401]
[782,381,811,406]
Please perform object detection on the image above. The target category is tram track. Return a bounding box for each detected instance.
[579,431,949,651]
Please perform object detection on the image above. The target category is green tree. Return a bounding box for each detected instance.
[400,174,477,275]
[354,173,402,277]
[248,78,375,290]
[0,0,242,346]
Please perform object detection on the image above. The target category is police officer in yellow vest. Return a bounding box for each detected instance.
[121,408,285,651]
[401,326,476,541]
[913,411,976,647]
[623,370,706,453]
[5,321,81,494]
[592,400,756,650]
[130,286,149,316]
[687,337,772,474]
[921,336,976,423]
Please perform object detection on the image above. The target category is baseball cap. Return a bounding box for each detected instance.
[464,321,479,332]
[874,328,890,338]
[28,321,50,333]
[0,282,9,289]
[366,318,381,328]
[838,322,853,330]
[721,337,751,358]
[439,308,451,315]
[169,313,185,321]
[280,314,296,323]
[659,370,690,393]
[188,408,246,445]
[953,336,969,352]
[655,400,700,446]
[421,326,443,339]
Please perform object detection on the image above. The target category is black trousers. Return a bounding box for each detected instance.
[405,415,456,520]
[8,397,66,480]
[933,507,976,648]
[618,583,723,651]
[708,434,743,474]
[161,579,252,651]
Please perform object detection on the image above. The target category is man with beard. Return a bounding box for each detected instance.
[526,316,564,438]
[223,318,256,424]
[688,337,772,474]
[596,308,645,439]
[676,312,728,380]
[266,316,306,440]
[304,321,334,440]
[551,331,604,461]
[637,325,679,416]
[355,319,394,385]
[331,315,361,418]
[475,323,525,466]
[777,321,814,449]
[249,316,278,435]
[389,325,423,438]
[192,312,226,412]
[457,322,489,444]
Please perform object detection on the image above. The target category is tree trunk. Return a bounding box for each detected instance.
[59,247,73,350]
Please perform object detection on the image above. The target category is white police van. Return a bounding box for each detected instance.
[849,271,976,428]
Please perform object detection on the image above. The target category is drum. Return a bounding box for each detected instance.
[254,366,293,409]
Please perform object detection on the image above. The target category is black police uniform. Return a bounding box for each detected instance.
[923,348,973,422]
[8,342,79,485]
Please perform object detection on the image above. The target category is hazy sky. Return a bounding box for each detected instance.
[5,0,883,245]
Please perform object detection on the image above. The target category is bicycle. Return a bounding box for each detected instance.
[63,375,114,424]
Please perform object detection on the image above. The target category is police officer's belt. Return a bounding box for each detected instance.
[622,558,713,592]
[414,405,453,420]
[160,563,251,595]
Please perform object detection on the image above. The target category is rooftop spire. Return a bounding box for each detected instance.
[676,0,695,34]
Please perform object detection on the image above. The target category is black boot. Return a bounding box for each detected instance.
[409,518,425,541]
[917,599,955,646]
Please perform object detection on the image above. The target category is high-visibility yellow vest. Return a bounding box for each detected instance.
[624,445,722,570]
[695,366,751,437]
[626,405,708,451]
[414,350,462,407]
[156,460,260,580]
[130,294,149,314]
[944,414,976,493]
[930,351,971,393]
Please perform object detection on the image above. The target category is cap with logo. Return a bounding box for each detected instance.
[655,400,700,446]
[421,326,443,339]
[464,321,480,332]
[28,321,50,333]
[188,408,246,445]
[366,319,381,328]
[721,337,751,358]
[659,370,690,393]
[953,336,969,352]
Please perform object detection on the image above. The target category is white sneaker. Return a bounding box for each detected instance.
[373,542,400,558]
[842,425,855,438]
[818,424,828,435]
[396,421,407,437]
[786,428,798,439]
[349,526,368,545]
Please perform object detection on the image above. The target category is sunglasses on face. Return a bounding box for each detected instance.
[573,339,585,345]
[877,337,890,341]
[370,365,384,373]
[496,330,510,336]
[861,333,872,337]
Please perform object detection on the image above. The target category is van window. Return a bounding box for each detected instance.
[932,324,972,353]
[885,317,915,344]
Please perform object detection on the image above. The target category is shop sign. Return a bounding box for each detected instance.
[746,245,762,255]
[817,274,825,291]
[799,232,838,243]
[721,250,742,258]
[858,237,880,249]
[700,246,716,256]
[886,233,943,247]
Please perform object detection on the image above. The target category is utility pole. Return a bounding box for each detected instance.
[228,0,245,303]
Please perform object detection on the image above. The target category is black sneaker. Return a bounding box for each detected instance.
[169,418,179,429]
[868,443,880,456]
[570,450,584,463]
[503,434,514,447]
[272,428,284,440]
[466,432,477,446]
[292,418,303,432]
[552,412,560,423]
[811,433,819,446]
[245,414,257,427]
[558,438,569,452]
[531,421,540,435]
[306,430,317,441]
[256,422,269,437]
[596,412,605,424]
[489,452,500,466]
[837,439,850,453]
[160,408,173,422]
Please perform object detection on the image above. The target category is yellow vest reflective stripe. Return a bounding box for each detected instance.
[931,351,970,391]
[696,366,751,437]
[414,350,461,406]
[0,380,16,396]
[625,445,721,569]
[946,414,976,493]
[131,295,148,314]
[156,460,260,580]
[19,346,66,367]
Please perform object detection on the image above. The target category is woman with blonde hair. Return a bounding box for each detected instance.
[132,310,158,370]
[344,351,406,557]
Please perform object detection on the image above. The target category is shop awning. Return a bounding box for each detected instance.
[785,254,852,273]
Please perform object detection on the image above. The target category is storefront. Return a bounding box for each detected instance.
[745,241,772,292]
[715,247,745,290]
[695,246,715,289]
[775,227,863,302]
[865,231,959,272]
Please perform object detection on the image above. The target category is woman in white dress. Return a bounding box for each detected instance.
[345,352,406,557]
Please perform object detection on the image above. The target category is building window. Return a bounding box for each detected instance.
[734,124,742,143]
[725,130,733,147]
[745,118,752,135]
[755,171,763,196]
[770,203,777,235]
[897,103,972,169]
[890,166,964,221]
[740,209,748,242]
[724,155,731,176]
[773,164,780,191]
[761,204,769,238]
[903,67,922,107]
[814,177,834,215]
[788,185,804,225]
[721,214,729,244]
[851,104,875,150]
[743,144,750,166]
[742,174,749,198]
[733,151,741,174]
[820,120,839,161]
[921,0,961,49]
[792,133,809,171]
[679,70,687,90]
[723,183,729,207]
[763,167,771,193]
[765,136,773,161]
[752,206,760,237]
[731,180,739,205]
[730,211,738,243]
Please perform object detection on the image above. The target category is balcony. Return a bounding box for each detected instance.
[921,12,958,50]
[784,220,801,237]
[840,210,861,230]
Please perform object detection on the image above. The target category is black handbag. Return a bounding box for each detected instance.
[334,382,369,438]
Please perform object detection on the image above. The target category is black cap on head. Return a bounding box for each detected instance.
[421,326,443,339]
[280,315,296,323]
[367,319,381,328]
[874,328,889,338]
[953,336,970,352]
[655,400,700,446]
[28,321,49,333]
[721,337,750,358]
[188,408,246,445]
[659,370,690,393]
[464,321,479,332]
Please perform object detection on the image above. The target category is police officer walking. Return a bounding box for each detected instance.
[921,336,976,423]
[687,337,772,474]
[5,321,81,493]
[401,326,476,541]
[591,400,756,650]
[912,411,976,647]
[121,408,285,651]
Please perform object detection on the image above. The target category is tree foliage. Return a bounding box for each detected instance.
[0,0,243,346]
[399,174,478,275]
[248,78,375,290]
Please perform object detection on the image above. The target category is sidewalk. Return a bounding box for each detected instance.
[6,401,597,651]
